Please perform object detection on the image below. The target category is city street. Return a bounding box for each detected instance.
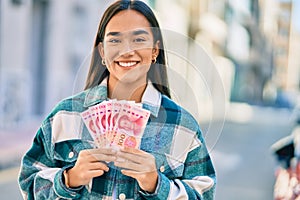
[1,0,299,199]
[212,104,294,200]
[0,103,295,199]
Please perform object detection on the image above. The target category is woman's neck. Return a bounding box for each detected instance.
[107,77,147,103]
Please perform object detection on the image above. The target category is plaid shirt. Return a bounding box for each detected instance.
[18,80,216,200]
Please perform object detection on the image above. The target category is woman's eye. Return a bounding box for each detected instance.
[134,38,146,42]
[109,39,121,43]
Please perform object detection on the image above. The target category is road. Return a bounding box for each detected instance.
[211,104,294,200]
[0,167,22,199]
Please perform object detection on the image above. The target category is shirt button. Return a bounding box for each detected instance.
[68,151,74,159]
[119,193,126,200]
[160,165,165,173]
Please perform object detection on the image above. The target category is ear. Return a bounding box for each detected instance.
[152,40,160,57]
[98,42,105,59]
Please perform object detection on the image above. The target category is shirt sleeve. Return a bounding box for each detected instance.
[18,126,84,199]
[140,129,216,200]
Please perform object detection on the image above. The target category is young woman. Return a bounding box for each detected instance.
[19,0,216,199]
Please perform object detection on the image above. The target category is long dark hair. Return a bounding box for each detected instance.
[84,0,171,98]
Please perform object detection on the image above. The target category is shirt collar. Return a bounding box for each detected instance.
[83,78,108,108]
[141,81,161,117]
[83,78,161,117]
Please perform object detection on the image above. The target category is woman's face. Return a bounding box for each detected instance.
[119,116,134,130]
[99,10,159,84]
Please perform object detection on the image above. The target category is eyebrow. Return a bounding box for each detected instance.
[106,29,150,37]
[132,29,150,36]
[106,32,121,37]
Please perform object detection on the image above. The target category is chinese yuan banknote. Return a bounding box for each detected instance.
[80,100,150,149]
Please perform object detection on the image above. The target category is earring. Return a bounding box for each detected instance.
[152,57,157,64]
[102,59,106,66]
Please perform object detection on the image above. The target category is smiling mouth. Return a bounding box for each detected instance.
[117,61,139,68]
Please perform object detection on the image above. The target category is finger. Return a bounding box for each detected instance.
[120,147,145,155]
[90,153,116,162]
[114,160,144,172]
[116,151,145,164]
[88,148,118,155]
[87,162,109,172]
[120,147,150,160]
[74,169,106,181]
[120,169,141,179]
[78,149,113,160]
[86,169,106,178]
[82,148,117,162]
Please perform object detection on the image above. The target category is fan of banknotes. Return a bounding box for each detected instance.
[81,100,150,149]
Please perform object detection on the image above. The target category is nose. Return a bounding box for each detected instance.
[119,40,135,56]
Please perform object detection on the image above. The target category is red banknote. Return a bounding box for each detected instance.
[81,100,150,149]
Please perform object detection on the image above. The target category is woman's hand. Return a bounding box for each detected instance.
[114,147,158,193]
[66,148,117,188]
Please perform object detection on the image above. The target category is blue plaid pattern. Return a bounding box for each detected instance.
[18,81,216,199]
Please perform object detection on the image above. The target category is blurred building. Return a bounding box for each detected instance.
[194,0,298,108]
[223,0,273,104]
[0,0,111,128]
[1,0,299,128]
[261,0,299,107]
[273,1,293,90]
[280,0,300,95]
[155,0,278,106]
[0,0,230,127]
[153,0,233,122]
[288,22,300,91]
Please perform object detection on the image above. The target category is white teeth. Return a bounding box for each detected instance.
[118,61,137,67]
